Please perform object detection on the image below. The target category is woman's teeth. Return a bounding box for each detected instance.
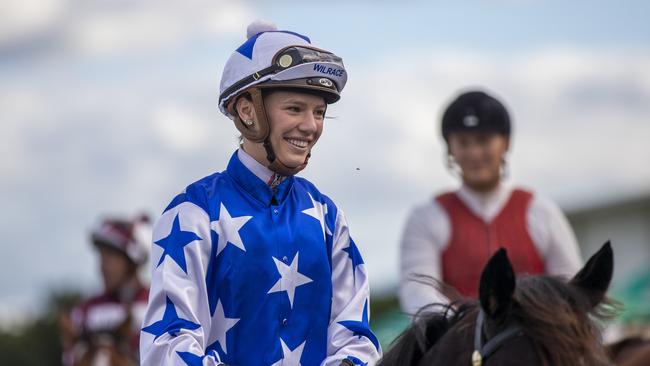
[286,138,308,148]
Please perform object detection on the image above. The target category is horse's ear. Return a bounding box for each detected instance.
[479,248,516,318]
[570,241,614,307]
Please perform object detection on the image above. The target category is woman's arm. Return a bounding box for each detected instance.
[398,203,450,315]
[321,208,381,366]
[140,199,223,365]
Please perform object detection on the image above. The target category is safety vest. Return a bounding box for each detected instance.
[436,189,544,298]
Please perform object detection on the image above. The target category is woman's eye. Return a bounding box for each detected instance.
[315,110,325,118]
[287,106,300,113]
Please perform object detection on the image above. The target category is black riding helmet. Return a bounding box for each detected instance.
[441,90,511,142]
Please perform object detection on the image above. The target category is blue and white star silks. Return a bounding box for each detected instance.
[176,350,221,366]
[154,214,202,273]
[271,338,306,366]
[338,300,380,352]
[142,297,200,340]
[140,151,381,366]
[176,351,203,366]
[268,252,313,308]
[343,238,364,276]
[210,203,252,257]
[206,299,239,355]
[346,355,368,366]
[302,192,332,240]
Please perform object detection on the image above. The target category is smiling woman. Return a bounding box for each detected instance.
[139,20,381,366]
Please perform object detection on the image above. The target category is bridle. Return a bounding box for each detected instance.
[472,310,525,366]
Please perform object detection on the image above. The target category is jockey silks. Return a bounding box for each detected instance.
[140,151,380,366]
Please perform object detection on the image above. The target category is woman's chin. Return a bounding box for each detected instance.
[464,177,500,192]
[277,152,308,168]
[462,169,497,186]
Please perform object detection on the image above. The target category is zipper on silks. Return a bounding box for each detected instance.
[485,224,492,258]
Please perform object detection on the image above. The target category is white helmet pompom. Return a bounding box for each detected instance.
[246,19,278,39]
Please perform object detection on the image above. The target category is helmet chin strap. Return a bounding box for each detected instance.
[263,138,310,176]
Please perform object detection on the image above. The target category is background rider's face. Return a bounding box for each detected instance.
[448,131,509,192]
[263,91,326,168]
[98,245,133,293]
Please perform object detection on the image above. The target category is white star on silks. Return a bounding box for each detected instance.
[267,252,313,308]
[210,203,252,257]
[271,338,306,366]
[206,299,239,356]
[302,193,331,241]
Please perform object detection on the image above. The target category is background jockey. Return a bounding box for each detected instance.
[59,214,151,365]
[139,20,381,366]
[398,89,583,315]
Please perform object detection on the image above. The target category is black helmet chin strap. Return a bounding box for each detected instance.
[262,138,276,164]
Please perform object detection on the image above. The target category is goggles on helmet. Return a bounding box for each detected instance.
[219,45,345,105]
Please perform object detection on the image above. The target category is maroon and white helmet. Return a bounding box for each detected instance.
[90,214,152,266]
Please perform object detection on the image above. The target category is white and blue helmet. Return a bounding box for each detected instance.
[218,20,348,144]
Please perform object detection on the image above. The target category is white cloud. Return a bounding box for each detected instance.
[151,102,215,152]
[0,0,64,45]
[0,0,254,57]
[68,1,254,56]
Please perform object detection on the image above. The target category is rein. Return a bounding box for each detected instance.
[472,310,524,366]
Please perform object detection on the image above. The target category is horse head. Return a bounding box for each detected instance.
[380,241,615,366]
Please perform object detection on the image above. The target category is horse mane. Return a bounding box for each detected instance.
[377,300,477,366]
[510,275,617,366]
[381,274,618,366]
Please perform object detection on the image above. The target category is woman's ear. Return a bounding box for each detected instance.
[235,94,256,122]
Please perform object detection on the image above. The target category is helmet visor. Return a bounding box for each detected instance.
[272,46,343,69]
[219,46,346,106]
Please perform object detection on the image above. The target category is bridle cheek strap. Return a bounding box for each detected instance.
[472,310,525,366]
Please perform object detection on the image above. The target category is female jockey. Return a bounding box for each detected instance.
[140,21,381,366]
[398,90,583,315]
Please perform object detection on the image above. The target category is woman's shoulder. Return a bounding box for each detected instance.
[514,185,565,218]
[163,170,228,214]
[407,194,450,222]
[293,176,336,205]
[292,177,341,233]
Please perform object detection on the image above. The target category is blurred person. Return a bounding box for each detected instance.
[398,90,583,315]
[59,214,151,366]
[140,20,380,366]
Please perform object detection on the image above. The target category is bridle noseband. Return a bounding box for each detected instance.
[472,310,525,366]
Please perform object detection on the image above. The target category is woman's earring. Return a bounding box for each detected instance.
[446,154,455,171]
[445,154,462,179]
[243,119,254,126]
[500,156,509,179]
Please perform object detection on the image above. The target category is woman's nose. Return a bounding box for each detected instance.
[298,111,319,133]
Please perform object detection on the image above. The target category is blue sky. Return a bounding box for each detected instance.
[1,0,649,326]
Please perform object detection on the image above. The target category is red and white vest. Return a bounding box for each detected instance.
[436,189,544,298]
